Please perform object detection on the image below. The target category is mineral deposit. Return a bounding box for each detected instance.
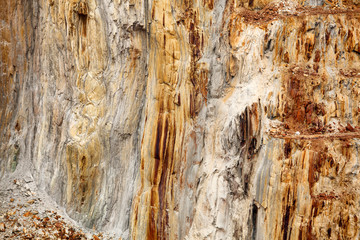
[1,0,360,239]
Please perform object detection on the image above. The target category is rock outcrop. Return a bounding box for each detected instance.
[1,0,360,239]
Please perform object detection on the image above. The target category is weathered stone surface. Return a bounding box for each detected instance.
[1,0,360,239]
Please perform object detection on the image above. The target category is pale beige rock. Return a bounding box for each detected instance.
[1,0,360,239]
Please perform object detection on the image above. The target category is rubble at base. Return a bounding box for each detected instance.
[0,177,109,240]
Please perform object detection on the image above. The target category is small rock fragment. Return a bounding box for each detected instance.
[0,222,5,232]
[12,226,20,233]
[23,212,32,217]
[23,233,34,239]
[346,123,355,132]
[24,176,33,183]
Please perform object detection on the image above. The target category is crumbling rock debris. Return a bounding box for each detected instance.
[0,223,5,232]
[0,178,104,239]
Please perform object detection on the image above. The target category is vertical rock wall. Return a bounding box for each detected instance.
[1,0,360,239]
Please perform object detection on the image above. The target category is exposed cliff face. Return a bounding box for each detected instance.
[1,0,360,239]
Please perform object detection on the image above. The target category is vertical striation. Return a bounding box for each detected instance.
[1,0,360,239]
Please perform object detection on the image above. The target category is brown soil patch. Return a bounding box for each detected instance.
[236,4,360,25]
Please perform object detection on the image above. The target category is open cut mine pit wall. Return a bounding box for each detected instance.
[1,0,360,239]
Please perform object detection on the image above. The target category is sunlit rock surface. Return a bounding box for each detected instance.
[1,0,360,239]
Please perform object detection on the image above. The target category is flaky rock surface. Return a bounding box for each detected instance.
[1,0,360,239]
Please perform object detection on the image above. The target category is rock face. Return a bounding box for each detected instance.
[1,0,360,239]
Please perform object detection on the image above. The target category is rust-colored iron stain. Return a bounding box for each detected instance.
[203,0,214,10]
[272,131,360,140]
[76,1,88,37]
[266,14,360,237]
[281,188,296,240]
[228,4,360,26]
[80,155,87,205]
[308,148,328,193]
[131,1,209,238]
[147,208,157,240]
[154,115,165,161]
[277,66,332,133]
[284,140,291,158]
[14,121,20,132]
[158,124,176,239]
[146,107,175,239]
[135,0,360,238]
[80,15,87,37]
[277,135,360,239]
[340,68,360,77]
[0,1,25,148]
[77,1,88,16]
[187,8,207,116]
